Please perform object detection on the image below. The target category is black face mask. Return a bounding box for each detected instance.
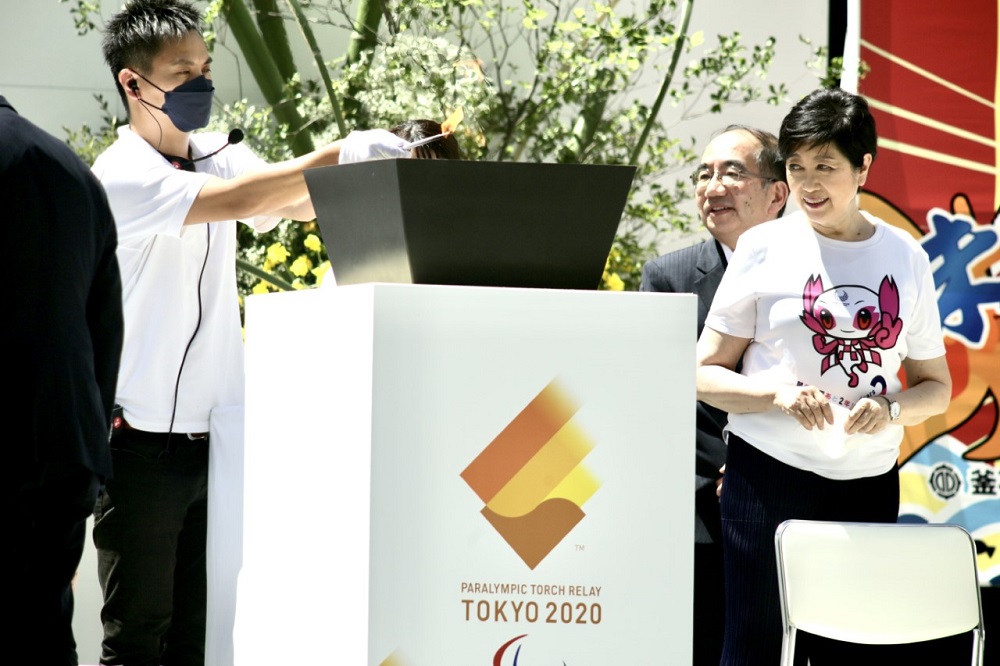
[135,72,215,132]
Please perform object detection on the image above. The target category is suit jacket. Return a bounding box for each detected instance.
[2,95,124,479]
[641,239,729,544]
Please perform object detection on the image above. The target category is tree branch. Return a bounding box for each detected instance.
[628,0,693,166]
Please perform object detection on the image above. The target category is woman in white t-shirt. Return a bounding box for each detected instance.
[696,87,952,665]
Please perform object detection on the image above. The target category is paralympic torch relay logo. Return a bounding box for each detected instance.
[461,379,600,569]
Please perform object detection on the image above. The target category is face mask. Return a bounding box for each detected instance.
[135,73,215,132]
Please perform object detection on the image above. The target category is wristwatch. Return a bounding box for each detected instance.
[880,396,901,421]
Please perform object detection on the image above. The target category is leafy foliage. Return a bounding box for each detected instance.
[62,94,120,165]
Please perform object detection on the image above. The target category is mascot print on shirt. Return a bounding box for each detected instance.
[800,274,903,392]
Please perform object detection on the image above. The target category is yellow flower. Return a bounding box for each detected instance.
[304,233,323,253]
[292,279,307,290]
[604,273,625,291]
[252,281,271,295]
[266,242,290,264]
[313,260,332,286]
[289,254,313,278]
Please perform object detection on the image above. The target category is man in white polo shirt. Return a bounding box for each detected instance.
[91,2,407,664]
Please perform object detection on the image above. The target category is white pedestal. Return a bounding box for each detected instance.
[237,284,695,665]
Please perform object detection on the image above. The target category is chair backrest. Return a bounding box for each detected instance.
[774,520,985,664]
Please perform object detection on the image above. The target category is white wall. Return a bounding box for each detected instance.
[3,1,828,662]
[73,518,103,665]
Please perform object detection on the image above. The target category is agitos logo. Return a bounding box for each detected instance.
[493,634,568,666]
[461,380,599,569]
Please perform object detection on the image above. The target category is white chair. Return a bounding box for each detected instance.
[774,520,985,666]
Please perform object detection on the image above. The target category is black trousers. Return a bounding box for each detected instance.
[12,459,101,666]
[693,474,726,666]
[94,428,209,666]
[692,539,726,666]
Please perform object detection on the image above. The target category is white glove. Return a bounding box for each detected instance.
[339,129,411,164]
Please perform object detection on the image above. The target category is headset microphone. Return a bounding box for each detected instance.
[192,128,243,163]
[164,128,244,170]
[224,128,244,146]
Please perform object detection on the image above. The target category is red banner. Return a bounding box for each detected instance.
[854,0,1000,586]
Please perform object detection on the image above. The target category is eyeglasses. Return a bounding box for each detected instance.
[690,166,774,190]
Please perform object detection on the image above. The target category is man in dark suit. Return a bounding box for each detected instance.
[2,93,124,666]
[640,125,788,665]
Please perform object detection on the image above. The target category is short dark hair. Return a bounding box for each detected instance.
[778,88,878,168]
[102,0,204,108]
[389,119,463,160]
[721,123,786,184]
